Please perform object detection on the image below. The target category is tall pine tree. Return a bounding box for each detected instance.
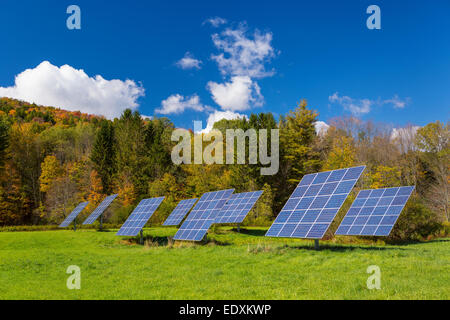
[0,117,9,170]
[90,120,116,194]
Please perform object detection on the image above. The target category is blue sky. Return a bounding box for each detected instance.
[0,0,448,131]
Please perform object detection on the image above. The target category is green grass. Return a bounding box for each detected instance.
[0,227,448,299]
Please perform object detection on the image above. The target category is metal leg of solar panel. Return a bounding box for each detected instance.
[314,239,319,250]
[140,230,143,245]
[237,224,240,233]
[100,213,103,230]
[74,218,76,232]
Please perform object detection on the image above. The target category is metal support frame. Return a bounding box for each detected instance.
[140,229,144,245]
[237,224,240,233]
[314,239,320,250]
[73,218,77,232]
[100,213,103,230]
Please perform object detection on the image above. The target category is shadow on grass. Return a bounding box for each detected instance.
[229,228,267,236]
[383,238,450,246]
[288,244,406,252]
[95,229,114,233]
[122,235,231,247]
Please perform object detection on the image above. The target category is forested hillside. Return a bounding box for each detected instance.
[0,97,448,241]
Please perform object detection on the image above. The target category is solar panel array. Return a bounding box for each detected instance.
[335,186,414,236]
[266,166,365,239]
[163,198,198,226]
[59,202,89,228]
[116,197,165,236]
[216,191,263,224]
[173,189,234,241]
[83,194,118,225]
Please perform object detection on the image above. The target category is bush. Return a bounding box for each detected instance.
[388,196,444,242]
[109,205,135,224]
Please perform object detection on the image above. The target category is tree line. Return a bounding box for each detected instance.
[0,97,448,241]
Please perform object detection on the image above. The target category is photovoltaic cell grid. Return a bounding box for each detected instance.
[59,202,89,227]
[116,197,165,236]
[83,194,118,225]
[173,189,234,241]
[335,186,414,236]
[163,198,198,226]
[216,191,263,224]
[266,166,365,239]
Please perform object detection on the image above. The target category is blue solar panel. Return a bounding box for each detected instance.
[59,202,89,228]
[163,198,198,226]
[266,166,365,239]
[336,186,414,236]
[216,191,263,224]
[173,189,234,241]
[116,197,165,236]
[82,194,118,225]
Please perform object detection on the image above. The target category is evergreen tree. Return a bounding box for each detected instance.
[0,117,9,170]
[90,120,116,194]
[275,100,321,212]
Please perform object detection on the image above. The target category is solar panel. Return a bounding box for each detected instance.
[116,197,165,236]
[216,191,263,224]
[163,198,198,226]
[59,202,89,228]
[173,189,234,241]
[335,186,414,236]
[266,166,366,239]
[82,194,118,225]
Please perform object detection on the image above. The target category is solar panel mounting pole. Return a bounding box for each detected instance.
[140,230,144,245]
[314,239,319,250]
[237,223,240,233]
[100,213,103,230]
[74,218,77,232]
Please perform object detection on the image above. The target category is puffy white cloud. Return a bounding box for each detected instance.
[0,61,144,119]
[315,121,329,135]
[329,92,372,116]
[176,52,202,70]
[207,76,263,111]
[199,110,247,133]
[203,17,227,27]
[211,25,276,79]
[156,93,210,115]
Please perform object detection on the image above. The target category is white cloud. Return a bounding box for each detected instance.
[176,52,202,70]
[315,121,329,135]
[207,75,263,111]
[329,92,410,116]
[156,93,210,115]
[199,110,247,133]
[383,95,409,109]
[0,61,144,119]
[329,92,373,116]
[211,25,276,79]
[203,17,227,27]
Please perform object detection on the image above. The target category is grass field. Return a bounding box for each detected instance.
[0,227,448,299]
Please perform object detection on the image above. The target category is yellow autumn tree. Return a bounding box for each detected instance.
[324,135,356,170]
[86,170,104,212]
[40,155,63,193]
[370,165,401,189]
